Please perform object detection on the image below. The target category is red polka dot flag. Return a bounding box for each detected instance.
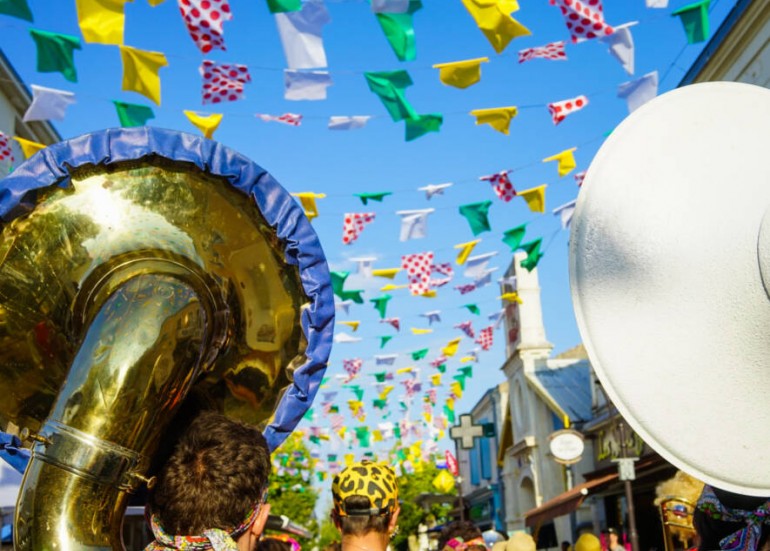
[480,171,516,202]
[179,0,233,53]
[475,326,494,351]
[200,60,251,104]
[518,41,568,63]
[0,132,14,166]
[401,252,434,296]
[547,95,589,125]
[549,0,614,43]
[342,212,376,245]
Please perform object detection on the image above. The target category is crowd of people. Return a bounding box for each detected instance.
[140,411,770,551]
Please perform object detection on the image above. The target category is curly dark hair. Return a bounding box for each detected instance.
[149,410,271,535]
[437,521,484,551]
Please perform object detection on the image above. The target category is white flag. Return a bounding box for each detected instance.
[553,199,578,229]
[418,182,453,199]
[328,116,370,130]
[284,69,333,100]
[275,0,330,69]
[375,354,399,365]
[334,332,362,343]
[23,84,76,122]
[474,267,498,288]
[464,251,498,279]
[600,22,637,76]
[396,208,434,241]
[421,310,441,324]
[351,256,376,277]
[335,299,353,314]
[371,0,409,13]
[618,71,658,113]
[646,0,668,7]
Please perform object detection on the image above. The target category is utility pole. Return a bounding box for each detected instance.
[617,421,640,551]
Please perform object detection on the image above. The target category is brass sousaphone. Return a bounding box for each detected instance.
[0,127,334,549]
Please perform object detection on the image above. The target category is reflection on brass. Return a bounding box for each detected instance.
[0,159,308,549]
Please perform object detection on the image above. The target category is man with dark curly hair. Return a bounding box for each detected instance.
[145,410,272,551]
[437,520,487,551]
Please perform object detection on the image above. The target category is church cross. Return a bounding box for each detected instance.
[450,414,484,449]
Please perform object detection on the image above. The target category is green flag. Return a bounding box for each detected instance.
[396,448,407,461]
[329,405,339,414]
[355,426,371,448]
[520,238,543,272]
[411,348,429,361]
[364,70,418,122]
[374,372,387,383]
[328,454,337,462]
[373,399,388,410]
[458,201,493,236]
[302,407,314,420]
[113,100,155,127]
[405,113,443,141]
[452,375,466,391]
[444,406,455,424]
[380,335,393,348]
[672,0,710,44]
[463,303,480,315]
[332,271,364,303]
[346,385,364,401]
[394,426,402,439]
[436,363,446,373]
[0,0,33,21]
[375,0,422,61]
[30,28,81,82]
[266,0,302,13]
[321,377,329,386]
[459,366,473,378]
[355,192,392,205]
[309,435,320,444]
[502,223,527,252]
[370,294,392,319]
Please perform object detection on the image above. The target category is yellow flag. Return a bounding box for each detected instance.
[411,327,433,335]
[344,453,354,466]
[396,367,414,375]
[339,320,360,332]
[460,355,475,363]
[518,184,547,213]
[421,290,437,298]
[442,337,462,357]
[454,239,480,265]
[379,385,394,400]
[433,469,456,493]
[446,397,455,411]
[147,0,166,5]
[500,291,523,303]
[433,57,489,89]
[373,430,383,443]
[13,137,45,158]
[381,283,407,292]
[76,0,130,45]
[372,268,401,279]
[470,106,518,135]
[183,110,223,139]
[451,381,464,398]
[337,427,347,440]
[292,192,326,221]
[461,0,531,54]
[543,147,577,177]
[431,374,442,386]
[120,46,168,105]
[423,411,432,423]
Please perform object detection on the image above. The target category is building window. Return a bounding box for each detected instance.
[479,417,492,480]
[470,438,481,485]
[513,381,529,437]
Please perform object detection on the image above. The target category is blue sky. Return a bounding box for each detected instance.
[1,0,736,493]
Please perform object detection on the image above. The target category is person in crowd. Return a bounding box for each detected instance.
[605,528,624,551]
[144,410,272,551]
[574,533,601,551]
[561,541,572,551]
[506,532,536,551]
[693,485,770,551]
[437,521,487,551]
[259,534,301,551]
[331,460,400,551]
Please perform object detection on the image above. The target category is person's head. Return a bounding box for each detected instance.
[561,541,571,551]
[506,532,536,551]
[573,533,600,551]
[437,521,485,551]
[331,460,400,539]
[258,535,301,551]
[148,410,272,550]
[606,528,620,545]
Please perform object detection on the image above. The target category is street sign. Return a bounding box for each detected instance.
[450,414,484,449]
[445,450,459,477]
[615,458,638,481]
[548,429,585,465]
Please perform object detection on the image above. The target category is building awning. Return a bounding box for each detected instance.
[524,471,618,528]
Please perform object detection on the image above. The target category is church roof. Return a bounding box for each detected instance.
[532,360,592,423]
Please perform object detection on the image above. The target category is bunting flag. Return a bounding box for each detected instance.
[351,257,376,276]
[0,132,14,168]
[542,148,577,177]
[257,113,302,126]
[339,320,361,332]
[183,111,223,139]
[355,192,392,205]
[574,170,587,187]
[0,0,33,21]
[375,0,422,61]
[13,137,45,158]
[372,0,409,12]
[371,294,393,319]
[364,70,417,122]
[442,337,462,357]
[397,366,415,376]
[672,0,710,44]
[379,385,395,400]
[381,317,400,331]
[553,199,578,229]
[418,182,452,199]
[502,224,527,251]
[473,269,496,288]
[475,326,494,350]
[464,303,480,315]
[406,113,443,142]
[380,335,393,348]
[397,209,434,241]
[455,321,475,338]
[617,71,658,113]
[372,268,401,279]
[373,399,388,410]
[291,192,326,220]
[518,41,567,63]
[549,0,614,43]
[431,276,451,288]
[450,381,463,398]
[458,201,492,236]
[113,100,155,127]
[547,95,588,125]
[375,355,398,367]
[500,292,522,304]
[284,70,333,100]
[343,358,363,381]
[454,239,480,265]
[328,116,371,130]
[178,0,232,52]
[75,0,129,44]
[431,355,448,368]
[481,171,516,201]
[342,212,376,244]
[600,22,636,75]
[470,106,518,135]
[421,310,441,324]
[455,283,476,295]
[460,351,479,363]
[461,0,531,54]
[30,29,82,82]
[520,238,544,271]
[275,0,330,69]
[464,252,497,279]
[411,327,432,335]
[518,185,547,213]
[647,0,668,6]
[432,263,454,278]
[412,348,429,360]
[433,57,489,89]
[201,60,251,104]
[334,332,362,343]
[22,84,75,122]
[335,300,353,313]
[331,271,364,303]
[120,46,167,105]
[267,0,301,13]
[429,374,441,387]
[401,252,434,296]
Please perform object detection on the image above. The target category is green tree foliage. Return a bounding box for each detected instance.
[315,515,341,551]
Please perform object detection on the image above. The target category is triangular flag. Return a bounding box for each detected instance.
[351,257,376,277]
[201,61,251,104]
[455,321,475,338]
[0,0,33,21]
[76,0,129,45]
[334,332,362,343]
[480,171,516,202]
[646,0,668,6]
[672,0,710,44]
[502,224,527,251]
[0,132,15,168]
[13,137,45,158]
[461,0,531,54]
[380,336,393,348]
[267,0,302,13]
[405,114,443,141]
[381,318,400,331]
[113,100,154,127]
[553,199,577,230]
[381,283,408,292]
[518,41,567,63]
[401,252,434,296]
[475,326,494,350]
[520,238,543,271]
[339,321,360,332]
[274,0,330,69]
[458,201,493,236]
[29,29,81,82]
[328,116,371,130]
[292,192,326,221]
[119,46,168,105]
[364,70,417,122]
[518,185,547,213]
[343,212,376,245]
[331,271,364,304]
[500,292,522,304]
[179,0,233,52]
[412,348,429,360]
[418,183,452,199]
[421,310,441,324]
[547,95,588,125]
[355,192,392,205]
[442,337,462,357]
[600,22,637,75]
[550,0,613,43]
[470,106,517,135]
[23,84,75,122]
[183,111,223,139]
[372,268,401,279]
[371,294,393,319]
[433,57,489,89]
[431,374,442,386]
[454,239,480,265]
[542,148,577,177]
[284,70,333,101]
[411,328,432,335]
[463,304,480,315]
[464,252,497,279]
[618,71,658,113]
[372,0,409,12]
[375,356,398,367]
[375,0,422,61]
[396,208,434,241]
